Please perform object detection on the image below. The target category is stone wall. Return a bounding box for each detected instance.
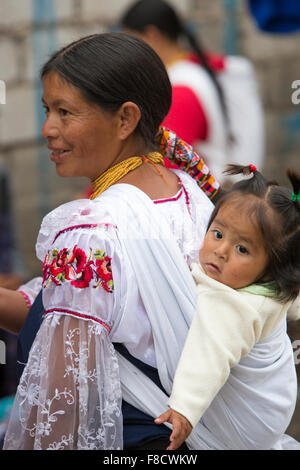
[0,0,299,441]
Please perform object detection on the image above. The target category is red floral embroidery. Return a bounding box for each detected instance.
[71,264,94,289]
[50,248,68,276]
[95,253,113,292]
[72,247,87,272]
[42,246,114,292]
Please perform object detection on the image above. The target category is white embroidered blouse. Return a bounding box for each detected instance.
[4,170,213,450]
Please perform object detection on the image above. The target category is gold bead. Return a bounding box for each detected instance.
[90,152,164,200]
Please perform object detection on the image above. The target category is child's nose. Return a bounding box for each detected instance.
[214,243,228,260]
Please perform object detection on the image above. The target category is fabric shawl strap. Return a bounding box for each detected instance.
[98,184,228,450]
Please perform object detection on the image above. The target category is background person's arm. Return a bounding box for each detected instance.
[0,287,29,334]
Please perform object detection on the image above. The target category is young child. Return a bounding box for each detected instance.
[155,164,300,450]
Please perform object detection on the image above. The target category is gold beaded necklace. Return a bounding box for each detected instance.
[90,152,165,200]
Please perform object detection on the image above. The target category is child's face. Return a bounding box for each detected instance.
[199,202,269,289]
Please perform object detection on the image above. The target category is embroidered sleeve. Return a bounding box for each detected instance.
[42,245,114,293]
[18,276,43,308]
[3,225,124,450]
[3,314,122,450]
[40,225,121,327]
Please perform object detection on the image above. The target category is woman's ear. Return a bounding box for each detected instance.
[117,101,141,140]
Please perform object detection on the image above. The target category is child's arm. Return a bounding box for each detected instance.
[0,287,30,334]
[155,409,192,450]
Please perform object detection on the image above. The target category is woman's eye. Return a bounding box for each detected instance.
[237,245,249,254]
[43,105,49,114]
[59,108,70,116]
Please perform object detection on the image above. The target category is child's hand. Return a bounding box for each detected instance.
[155,409,192,450]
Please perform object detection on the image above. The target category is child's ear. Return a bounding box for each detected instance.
[117,101,141,140]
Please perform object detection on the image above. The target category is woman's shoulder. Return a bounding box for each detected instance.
[35,183,162,259]
[36,197,119,261]
[38,184,139,232]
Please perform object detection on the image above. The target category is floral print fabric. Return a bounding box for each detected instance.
[43,246,114,292]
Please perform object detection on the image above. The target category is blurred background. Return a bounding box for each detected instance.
[0,0,299,443]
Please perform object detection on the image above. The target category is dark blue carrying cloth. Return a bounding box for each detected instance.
[113,343,171,448]
[17,291,170,448]
[248,0,300,33]
[17,290,44,380]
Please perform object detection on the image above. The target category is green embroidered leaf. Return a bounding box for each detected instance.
[95,249,105,260]
[57,272,66,282]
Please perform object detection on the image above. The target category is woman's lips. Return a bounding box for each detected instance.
[49,149,71,163]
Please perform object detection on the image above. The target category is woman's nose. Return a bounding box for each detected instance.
[41,114,60,140]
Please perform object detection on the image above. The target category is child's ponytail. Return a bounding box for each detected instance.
[264,168,300,301]
[287,169,300,206]
[224,163,259,176]
[223,163,274,198]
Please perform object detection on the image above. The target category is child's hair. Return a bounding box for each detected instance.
[209,164,300,301]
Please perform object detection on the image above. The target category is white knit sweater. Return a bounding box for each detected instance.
[168,262,299,428]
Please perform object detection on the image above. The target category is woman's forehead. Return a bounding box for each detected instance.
[43,71,78,97]
[42,71,95,111]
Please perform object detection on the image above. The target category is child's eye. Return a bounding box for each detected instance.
[212,230,222,239]
[237,245,249,255]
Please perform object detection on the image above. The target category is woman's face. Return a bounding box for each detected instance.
[41,71,121,180]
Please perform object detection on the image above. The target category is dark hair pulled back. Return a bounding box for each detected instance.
[121,0,232,141]
[41,32,172,146]
[210,164,300,301]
